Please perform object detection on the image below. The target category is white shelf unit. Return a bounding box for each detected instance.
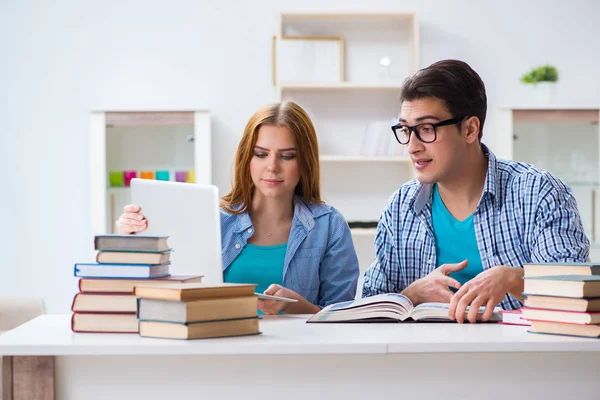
[90,110,211,236]
[274,12,418,226]
[497,106,600,248]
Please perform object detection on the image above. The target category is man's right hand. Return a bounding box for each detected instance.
[401,260,468,305]
[116,204,148,234]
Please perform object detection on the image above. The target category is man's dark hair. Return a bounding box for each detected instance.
[400,59,487,140]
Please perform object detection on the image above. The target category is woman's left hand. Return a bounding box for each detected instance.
[257,284,319,315]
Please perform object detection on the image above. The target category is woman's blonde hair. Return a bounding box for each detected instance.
[221,101,322,214]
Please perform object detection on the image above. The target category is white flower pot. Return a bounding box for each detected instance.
[526,82,557,105]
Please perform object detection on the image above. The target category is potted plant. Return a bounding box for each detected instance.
[521,65,559,103]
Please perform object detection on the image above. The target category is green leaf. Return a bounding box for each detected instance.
[521,65,559,84]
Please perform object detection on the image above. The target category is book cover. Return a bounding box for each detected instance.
[96,250,171,265]
[524,262,600,277]
[72,293,137,313]
[134,282,257,302]
[71,312,138,333]
[138,316,260,339]
[94,234,170,252]
[524,275,600,298]
[523,295,600,312]
[74,262,170,279]
[529,319,600,338]
[78,275,203,294]
[136,296,258,323]
[521,307,600,325]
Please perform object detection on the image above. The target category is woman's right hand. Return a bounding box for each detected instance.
[116,204,148,234]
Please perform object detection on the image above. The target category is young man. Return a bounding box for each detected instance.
[362,60,589,323]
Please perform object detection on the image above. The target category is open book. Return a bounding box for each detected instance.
[307,293,501,323]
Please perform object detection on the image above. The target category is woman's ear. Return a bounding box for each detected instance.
[464,116,481,144]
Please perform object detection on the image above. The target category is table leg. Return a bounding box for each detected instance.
[2,356,12,400]
[1,356,54,400]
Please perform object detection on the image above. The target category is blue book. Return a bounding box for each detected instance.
[74,262,170,279]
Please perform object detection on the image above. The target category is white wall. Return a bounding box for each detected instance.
[1,0,600,313]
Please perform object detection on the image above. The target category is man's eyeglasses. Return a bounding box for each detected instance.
[391,116,469,144]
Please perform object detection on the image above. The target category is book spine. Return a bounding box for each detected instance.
[71,293,80,312]
[78,289,135,295]
[71,310,137,315]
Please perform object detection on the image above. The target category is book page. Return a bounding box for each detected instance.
[411,303,453,321]
[307,293,414,322]
[327,293,413,312]
[411,303,502,322]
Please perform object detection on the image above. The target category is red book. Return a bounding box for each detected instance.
[71,312,138,333]
[71,293,136,313]
[78,275,202,294]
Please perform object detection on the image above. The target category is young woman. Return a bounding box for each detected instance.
[116,101,359,314]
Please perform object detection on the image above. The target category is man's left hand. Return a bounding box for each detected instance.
[448,266,522,323]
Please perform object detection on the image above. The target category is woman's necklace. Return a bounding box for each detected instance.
[267,219,285,237]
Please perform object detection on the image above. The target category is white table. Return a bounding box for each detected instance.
[1,314,600,400]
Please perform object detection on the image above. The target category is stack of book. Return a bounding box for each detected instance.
[134,282,260,339]
[71,234,202,333]
[521,262,600,338]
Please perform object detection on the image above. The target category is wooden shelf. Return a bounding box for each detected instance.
[320,155,410,162]
[511,109,599,124]
[280,82,403,91]
[281,12,416,19]
[500,105,600,110]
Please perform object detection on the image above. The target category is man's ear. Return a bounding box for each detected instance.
[464,117,480,144]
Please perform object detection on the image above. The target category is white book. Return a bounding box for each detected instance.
[73,262,170,278]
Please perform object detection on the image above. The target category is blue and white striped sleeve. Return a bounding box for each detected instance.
[531,173,590,263]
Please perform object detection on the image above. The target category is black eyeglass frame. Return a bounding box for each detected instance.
[391,116,469,144]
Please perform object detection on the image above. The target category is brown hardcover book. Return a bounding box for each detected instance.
[529,320,600,338]
[524,295,600,312]
[96,251,171,265]
[78,275,202,294]
[71,313,138,333]
[523,275,600,298]
[94,235,170,252]
[72,293,137,313]
[139,317,260,339]
[523,262,600,277]
[521,307,600,324]
[134,283,257,302]
[138,296,258,323]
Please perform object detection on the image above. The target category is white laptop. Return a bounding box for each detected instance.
[130,178,223,284]
[130,178,296,303]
